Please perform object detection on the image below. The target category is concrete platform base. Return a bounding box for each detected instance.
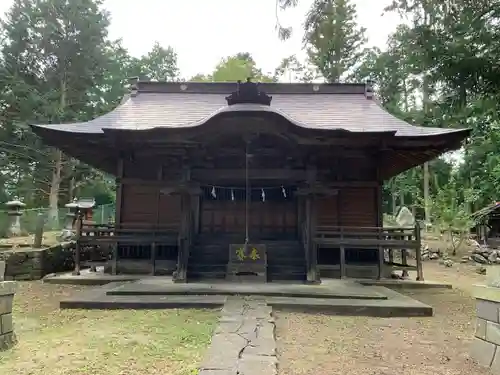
[107,278,388,300]
[43,268,143,285]
[357,279,453,289]
[58,279,433,317]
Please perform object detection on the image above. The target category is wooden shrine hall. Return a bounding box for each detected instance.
[30,79,470,283]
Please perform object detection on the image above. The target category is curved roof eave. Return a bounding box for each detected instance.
[100,108,399,139]
[28,92,472,139]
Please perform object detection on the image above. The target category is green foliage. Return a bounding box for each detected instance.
[0,0,180,210]
[2,0,500,231]
[134,41,179,81]
[190,53,274,82]
[274,54,317,82]
[304,0,367,82]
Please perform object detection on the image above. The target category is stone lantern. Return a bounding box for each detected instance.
[5,197,25,237]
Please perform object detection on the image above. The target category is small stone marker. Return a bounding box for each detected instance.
[395,206,415,227]
[33,213,45,248]
[0,261,5,281]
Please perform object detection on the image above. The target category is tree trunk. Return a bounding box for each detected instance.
[48,78,67,228]
[392,193,397,216]
[48,150,63,227]
[422,75,431,228]
[423,161,430,226]
[69,175,75,200]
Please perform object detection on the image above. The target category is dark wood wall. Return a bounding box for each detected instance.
[115,136,383,231]
[316,188,379,228]
[119,184,182,229]
[118,184,380,231]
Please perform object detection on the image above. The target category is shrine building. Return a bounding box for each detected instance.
[30,79,470,283]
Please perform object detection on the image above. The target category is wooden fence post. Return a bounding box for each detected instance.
[415,221,424,281]
[73,211,83,276]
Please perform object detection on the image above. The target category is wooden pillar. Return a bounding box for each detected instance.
[377,227,384,280]
[174,167,192,283]
[415,221,424,281]
[73,212,83,276]
[375,164,384,279]
[175,192,191,282]
[112,158,123,275]
[339,227,346,279]
[150,164,163,276]
[297,196,304,240]
[192,193,200,235]
[401,229,409,279]
[305,166,319,283]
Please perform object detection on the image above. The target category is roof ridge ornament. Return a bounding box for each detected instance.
[225,78,272,106]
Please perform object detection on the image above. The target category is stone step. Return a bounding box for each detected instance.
[188,263,227,270]
[59,292,433,318]
[267,257,304,264]
[188,271,227,280]
[60,294,227,309]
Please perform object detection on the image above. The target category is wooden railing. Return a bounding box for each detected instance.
[313,224,423,281]
[74,223,179,276]
[315,225,419,248]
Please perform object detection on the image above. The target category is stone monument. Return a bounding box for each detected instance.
[395,206,415,279]
[395,206,415,227]
[471,268,500,372]
[0,281,16,350]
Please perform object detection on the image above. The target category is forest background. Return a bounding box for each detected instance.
[0,0,499,236]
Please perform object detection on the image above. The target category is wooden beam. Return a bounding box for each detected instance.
[192,168,307,181]
[120,176,379,187]
[296,187,339,196]
[193,169,381,183]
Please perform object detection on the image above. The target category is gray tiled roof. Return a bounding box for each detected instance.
[31,91,467,137]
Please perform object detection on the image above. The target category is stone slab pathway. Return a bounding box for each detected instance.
[199,296,277,375]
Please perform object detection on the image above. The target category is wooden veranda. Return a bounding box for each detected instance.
[72,219,423,282]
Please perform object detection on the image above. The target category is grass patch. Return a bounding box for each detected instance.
[0,281,218,375]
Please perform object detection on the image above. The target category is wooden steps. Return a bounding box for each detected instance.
[187,236,307,282]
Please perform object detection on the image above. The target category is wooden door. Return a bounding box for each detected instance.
[201,199,297,235]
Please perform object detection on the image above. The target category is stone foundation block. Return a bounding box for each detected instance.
[472,285,500,373]
[0,281,16,351]
[476,318,487,340]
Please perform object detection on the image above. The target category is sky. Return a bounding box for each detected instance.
[0,0,402,78]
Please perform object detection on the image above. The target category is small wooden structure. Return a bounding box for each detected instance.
[30,79,470,283]
[472,202,500,247]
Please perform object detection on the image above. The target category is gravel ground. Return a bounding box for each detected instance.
[275,262,492,375]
